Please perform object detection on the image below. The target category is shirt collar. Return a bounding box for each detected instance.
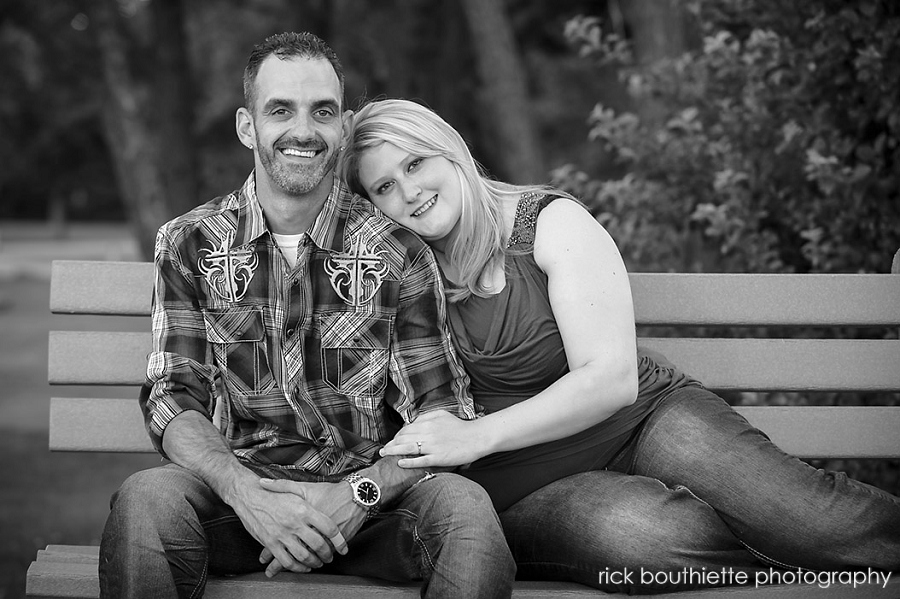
[229,172,348,252]
[306,176,346,252]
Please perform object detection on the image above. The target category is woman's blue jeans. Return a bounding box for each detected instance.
[99,468,514,598]
[500,386,900,594]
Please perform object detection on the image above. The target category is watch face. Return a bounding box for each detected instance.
[356,481,380,505]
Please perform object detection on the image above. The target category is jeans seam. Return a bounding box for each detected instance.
[413,525,436,573]
[739,541,808,572]
[668,474,808,574]
[671,483,710,507]
[830,468,900,508]
[389,508,417,519]
[189,557,208,599]
[658,479,802,574]
[204,514,242,527]
[669,481,802,573]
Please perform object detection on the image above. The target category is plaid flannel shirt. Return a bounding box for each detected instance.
[139,174,475,477]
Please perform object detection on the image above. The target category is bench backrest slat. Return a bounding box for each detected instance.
[631,273,900,326]
[50,397,152,452]
[50,261,155,316]
[49,331,149,386]
[48,397,900,459]
[643,338,900,392]
[48,331,900,392]
[50,261,900,326]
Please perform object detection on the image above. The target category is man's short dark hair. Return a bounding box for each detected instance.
[243,32,345,113]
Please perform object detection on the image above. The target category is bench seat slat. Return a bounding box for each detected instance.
[30,546,900,598]
[49,397,900,458]
[50,261,900,326]
[49,331,900,392]
[26,560,99,598]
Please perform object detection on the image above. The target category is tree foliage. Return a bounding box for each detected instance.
[0,1,120,221]
[555,0,900,275]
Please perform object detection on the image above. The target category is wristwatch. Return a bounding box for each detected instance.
[343,472,381,519]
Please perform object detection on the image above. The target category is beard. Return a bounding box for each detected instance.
[257,138,339,196]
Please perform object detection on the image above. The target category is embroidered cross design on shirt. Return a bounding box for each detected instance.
[198,235,258,303]
[324,237,389,306]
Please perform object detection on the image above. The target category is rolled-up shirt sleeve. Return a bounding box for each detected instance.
[139,226,218,457]
[387,246,476,423]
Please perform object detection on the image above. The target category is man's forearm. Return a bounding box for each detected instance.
[164,410,350,574]
[354,456,451,507]
[161,410,257,505]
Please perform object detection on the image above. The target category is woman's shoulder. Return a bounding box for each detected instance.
[531,192,621,275]
[506,191,586,249]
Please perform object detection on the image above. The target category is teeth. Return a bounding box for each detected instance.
[282,148,317,158]
[412,196,437,217]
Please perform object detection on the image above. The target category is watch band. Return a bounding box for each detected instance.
[343,472,381,520]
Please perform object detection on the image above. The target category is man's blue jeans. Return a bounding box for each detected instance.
[99,468,514,598]
[501,386,900,594]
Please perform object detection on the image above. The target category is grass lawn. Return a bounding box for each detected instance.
[0,430,159,599]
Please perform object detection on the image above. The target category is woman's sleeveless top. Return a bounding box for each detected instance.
[449,193,699,511]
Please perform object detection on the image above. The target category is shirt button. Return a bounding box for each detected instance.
[286,328,295,337]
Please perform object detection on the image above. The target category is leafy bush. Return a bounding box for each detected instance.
[555,0,900,275]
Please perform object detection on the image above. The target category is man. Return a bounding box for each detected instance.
[99,32,514,599]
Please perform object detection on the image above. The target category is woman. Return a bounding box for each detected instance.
[338,99,900,593]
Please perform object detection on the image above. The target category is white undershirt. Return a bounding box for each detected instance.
[271,232,305,269]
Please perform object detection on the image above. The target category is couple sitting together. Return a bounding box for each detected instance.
[98,31,900,599]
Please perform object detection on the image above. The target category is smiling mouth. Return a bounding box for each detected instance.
[280,147,321,159]
[412,195,437,217]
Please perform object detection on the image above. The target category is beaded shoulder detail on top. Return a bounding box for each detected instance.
[507,192,556,249]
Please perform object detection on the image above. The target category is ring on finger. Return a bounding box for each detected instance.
[416,441,423,455]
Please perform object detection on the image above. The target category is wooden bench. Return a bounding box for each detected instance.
[26,257,900,598]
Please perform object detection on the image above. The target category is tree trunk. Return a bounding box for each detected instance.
[616,0,695,268]
[459,0,543,184]
[89,0,199,259]
[617,0,689,127]
[619,0,687,64]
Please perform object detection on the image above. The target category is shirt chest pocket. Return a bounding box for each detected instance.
[204,307,277,397]
[318,312,393,398]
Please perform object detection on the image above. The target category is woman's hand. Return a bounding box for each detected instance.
[380,410,489,469]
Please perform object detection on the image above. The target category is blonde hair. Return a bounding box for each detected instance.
[340,99,554,302]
